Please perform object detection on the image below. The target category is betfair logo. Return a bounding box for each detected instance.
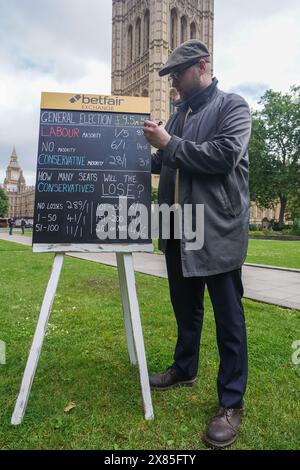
[69,94,81,103]
[81,95,125,106]
[69,94,125,106]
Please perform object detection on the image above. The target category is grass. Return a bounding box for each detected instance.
[0,229,32,237]
[246,239,300,269]
[0,239,299,449]
[2,230,300,269]
[152,239,300,270]
[248,230,296,237]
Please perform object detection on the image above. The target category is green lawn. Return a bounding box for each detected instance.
[247,239,300,269]
[0,239,299,450]
[0,229,32,237]
[152,239,300,270]
[3,230,300,268]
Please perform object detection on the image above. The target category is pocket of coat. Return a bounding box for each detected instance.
[219,183,236,217]
[220,178,244,218]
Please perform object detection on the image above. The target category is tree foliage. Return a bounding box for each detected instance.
[249,85,300,227]
[151,187,158,203]
[0,188,9,217]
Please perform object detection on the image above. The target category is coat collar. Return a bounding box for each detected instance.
[175,77,219,113]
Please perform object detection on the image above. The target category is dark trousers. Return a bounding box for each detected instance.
[165,239,248,409]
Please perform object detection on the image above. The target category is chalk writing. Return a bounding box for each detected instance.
[33,107,151,244]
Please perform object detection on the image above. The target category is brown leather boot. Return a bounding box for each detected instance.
[149,366,197,391]
[203,407,243,448]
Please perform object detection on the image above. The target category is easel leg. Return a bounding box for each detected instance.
[116,253,137,365]
[121,253,154,420]
[11,254,64,425]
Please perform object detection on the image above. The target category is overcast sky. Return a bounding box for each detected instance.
[0,0,299,185]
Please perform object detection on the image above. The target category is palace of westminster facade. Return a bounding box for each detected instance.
[1,0,280,225]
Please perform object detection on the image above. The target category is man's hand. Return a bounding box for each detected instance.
[143,120,171,149]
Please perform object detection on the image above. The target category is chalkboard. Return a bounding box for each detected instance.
[33,93,152,251]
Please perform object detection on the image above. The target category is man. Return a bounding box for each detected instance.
[8,217,15,236]
[143,39,251,448]
[21,218,26,235]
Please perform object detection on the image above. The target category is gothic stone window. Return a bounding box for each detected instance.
[190,21,197,39]
[144,10,150,52]
[170,8,178,50]
[180,16,187,43]
[128,25,133,65]
[135,18,141,58]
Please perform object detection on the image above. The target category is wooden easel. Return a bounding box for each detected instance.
[11,245,154,425]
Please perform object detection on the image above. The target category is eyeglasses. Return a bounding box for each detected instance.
[168,56,210,82]
[169,63,195,82]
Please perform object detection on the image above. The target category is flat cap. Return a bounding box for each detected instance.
[159,39,210,76]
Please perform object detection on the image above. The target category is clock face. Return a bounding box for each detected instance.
[11,170,19,180]
[6,184,18,192]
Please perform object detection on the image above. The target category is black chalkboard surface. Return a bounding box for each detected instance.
[33,93,152,249]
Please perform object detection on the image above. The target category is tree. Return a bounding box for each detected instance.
[287,191,300,220]
[249,85,300,228]
[151,187,158,203]
[0,188,9,218]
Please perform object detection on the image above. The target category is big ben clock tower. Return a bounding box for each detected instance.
[2,146,35,219]
[4,147,26,193]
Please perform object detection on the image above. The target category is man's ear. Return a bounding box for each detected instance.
[199,58,207,74]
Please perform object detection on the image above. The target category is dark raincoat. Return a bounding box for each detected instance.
[152,79,252,277]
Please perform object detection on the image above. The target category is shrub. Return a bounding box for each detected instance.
[151,187,158,203]
[0,188,9,217]
[292,218,300,236]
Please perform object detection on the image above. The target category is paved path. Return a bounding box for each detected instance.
[1,232,299,310]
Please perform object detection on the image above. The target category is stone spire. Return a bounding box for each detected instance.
[9,146,21,168]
